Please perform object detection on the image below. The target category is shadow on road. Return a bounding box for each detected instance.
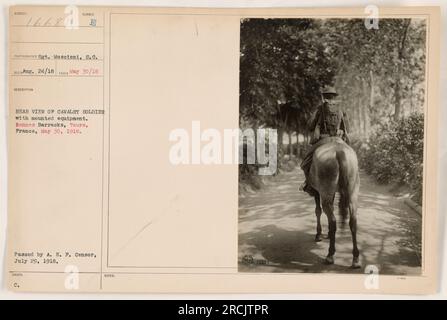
[239,224,363,273]
[239,169,422,275]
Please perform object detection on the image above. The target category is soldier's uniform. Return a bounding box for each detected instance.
[300,86,350,195]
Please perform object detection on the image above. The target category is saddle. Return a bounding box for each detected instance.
[301,136,345,172]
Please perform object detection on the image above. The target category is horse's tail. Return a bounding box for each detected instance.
[336,149,353,225]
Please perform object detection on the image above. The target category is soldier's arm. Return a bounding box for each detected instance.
[309,109,321,131]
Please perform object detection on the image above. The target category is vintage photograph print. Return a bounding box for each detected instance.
[238,18,426,275]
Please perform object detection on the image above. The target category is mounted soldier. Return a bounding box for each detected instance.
[300,85,351,195]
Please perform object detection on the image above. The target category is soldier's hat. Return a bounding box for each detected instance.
[321,85,338,96]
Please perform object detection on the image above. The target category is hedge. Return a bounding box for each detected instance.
[357,113,424,205]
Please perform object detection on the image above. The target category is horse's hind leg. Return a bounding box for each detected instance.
[322,195,336,264]
[338,192,348,227]
[314,194,322,242]
[349,202,361,268]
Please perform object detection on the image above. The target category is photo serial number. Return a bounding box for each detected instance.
[178,304,269,317]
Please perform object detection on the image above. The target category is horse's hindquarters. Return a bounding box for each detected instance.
[310,140,360,267]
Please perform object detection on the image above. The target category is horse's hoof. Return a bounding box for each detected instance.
[351,258,361,269]
[324,256,334,265]
[315,234,322,242]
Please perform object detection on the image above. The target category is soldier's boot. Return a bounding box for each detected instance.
[300,180,317,196]
[299,181,307,192]
[300,168,318,196]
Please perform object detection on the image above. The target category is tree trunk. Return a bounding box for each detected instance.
[394,70,402,121]
[278,127,284,159]
[362,76,370,138]
[394,19,411,121]
[358,97,364,137]
[296,130,301,158]
[288,132,293,156]
[369,70,375,109]
[356,83,363,136]
[366,71,374,137]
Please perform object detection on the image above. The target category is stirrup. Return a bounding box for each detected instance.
[299,182,307,192]
[302,183,317,196]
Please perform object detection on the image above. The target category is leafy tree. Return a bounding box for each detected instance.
[239,18,426,199]
[321,18,426,135]
[240,18,334,137]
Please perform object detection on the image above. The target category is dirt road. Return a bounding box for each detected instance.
[238,168,422,275]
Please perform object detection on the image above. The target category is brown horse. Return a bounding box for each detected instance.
[308,137,361,268]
